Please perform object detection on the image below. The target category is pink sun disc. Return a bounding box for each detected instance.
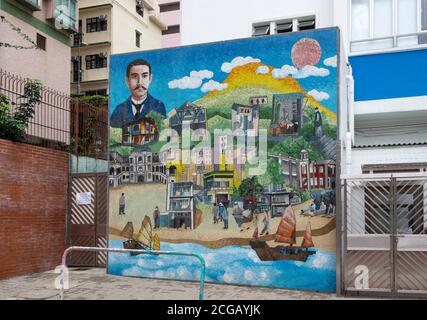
[291,38,322,69]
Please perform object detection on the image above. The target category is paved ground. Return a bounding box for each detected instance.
[0,267,343,300]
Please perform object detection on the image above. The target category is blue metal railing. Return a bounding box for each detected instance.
[60,246,206,300]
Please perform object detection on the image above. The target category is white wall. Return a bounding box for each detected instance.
[350,146,427,175]
[181,0,335,45]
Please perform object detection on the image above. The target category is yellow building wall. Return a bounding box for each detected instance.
[111,0,163,55]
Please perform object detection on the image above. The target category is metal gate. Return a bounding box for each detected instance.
[340,174,427,298]
[67,173,108,267]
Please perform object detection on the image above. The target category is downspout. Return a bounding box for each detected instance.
[345,65,354,176]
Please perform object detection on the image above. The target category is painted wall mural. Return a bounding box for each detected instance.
[108,28,340,292]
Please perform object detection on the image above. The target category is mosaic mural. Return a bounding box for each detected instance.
[108,28,340,292]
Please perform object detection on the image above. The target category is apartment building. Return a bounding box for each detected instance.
[180,0,427,298]
[0,0,77,94]
[71,0,167,96]
[158,0,181,47]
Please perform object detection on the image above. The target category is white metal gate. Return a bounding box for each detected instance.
[340,175,427,298]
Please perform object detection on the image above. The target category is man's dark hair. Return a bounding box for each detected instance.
[122,193,124,196]
[126,59,152,78]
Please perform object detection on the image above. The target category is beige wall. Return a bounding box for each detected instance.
[0,11,71,94]
[111,0,163,54]
[78,7,112,44]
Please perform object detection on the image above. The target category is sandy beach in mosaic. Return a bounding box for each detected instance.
[109,184,336,252]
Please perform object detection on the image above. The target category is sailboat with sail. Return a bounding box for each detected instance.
[120,216,161,256]
[249,206,316,262]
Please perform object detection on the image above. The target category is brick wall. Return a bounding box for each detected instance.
[0,139,69,279]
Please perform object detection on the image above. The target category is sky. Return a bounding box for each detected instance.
[109,28,339,115]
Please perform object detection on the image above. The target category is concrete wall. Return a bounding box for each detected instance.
[0,139,68,279]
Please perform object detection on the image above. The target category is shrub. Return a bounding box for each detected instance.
[0,79,42,142]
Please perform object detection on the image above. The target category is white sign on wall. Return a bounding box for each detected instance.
[76,192,92,205]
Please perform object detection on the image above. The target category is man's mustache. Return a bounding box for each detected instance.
[132,84,147,90]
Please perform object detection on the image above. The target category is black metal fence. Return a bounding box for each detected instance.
[70,98,109,160]
[0,69,108,159]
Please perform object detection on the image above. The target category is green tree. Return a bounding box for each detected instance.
[79,95,108,107]
[238,176,264,198]
[271,136,323,161]
[146,110,166,133]
[0,79,42,141]
[258,158,284,187]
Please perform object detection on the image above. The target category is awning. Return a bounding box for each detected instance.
[354,110,427,148]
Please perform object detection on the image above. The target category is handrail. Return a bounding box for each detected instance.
[60,246,206,300]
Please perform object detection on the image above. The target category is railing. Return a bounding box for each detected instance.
[0,69,71,149]
[70,99,109,160]
[0,69,109,157]
[60,246,206,300]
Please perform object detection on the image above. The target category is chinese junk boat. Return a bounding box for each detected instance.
[249,206,316,262]
[120,216,160,256]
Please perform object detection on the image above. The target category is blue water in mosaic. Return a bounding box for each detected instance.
[107,240,336,292]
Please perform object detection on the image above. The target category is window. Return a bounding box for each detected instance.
[84,89,107,96]
[253,16,316,37]
[253,25,270,37]
[54,0,77,30]
[298,17,316,31]
[73,20,83,46]
[36,33,46,50]
[17,0,41,10]
[136,0,144,17]
[350,0,427,52]
[86,16,107,33]
[85,54,107,69]
[276,21,293,34]
[162,25,180,35]
[71,56,82,82]
[136,30,141,47]
[160,2,180,12]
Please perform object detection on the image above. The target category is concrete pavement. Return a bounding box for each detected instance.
[0,267,340,300]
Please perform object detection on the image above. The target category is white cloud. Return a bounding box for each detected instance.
[168,76,203,90]
[168,69,214,90]
[221,56,261,73]
[272,64,330,79]
[323,55,337,68]
[201,80,228,93]
[295,65,330,79]
[190,70,214,80]
[256,66,269,74]
[308,89,330,101]
[272,65,298,79]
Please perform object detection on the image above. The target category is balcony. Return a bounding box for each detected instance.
[46,0,78,33]
[16,0,41,11]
